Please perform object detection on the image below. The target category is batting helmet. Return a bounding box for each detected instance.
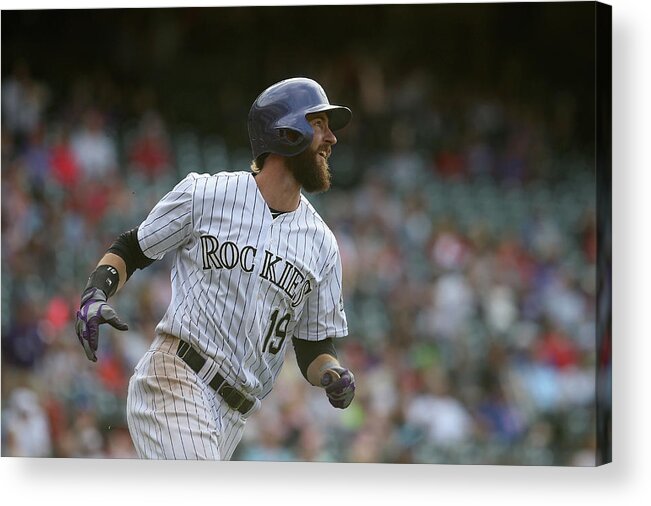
[248,77,352,160]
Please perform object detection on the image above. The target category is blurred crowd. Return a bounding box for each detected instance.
[1,58,598,465]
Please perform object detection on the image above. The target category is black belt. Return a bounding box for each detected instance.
[176,340,254,414]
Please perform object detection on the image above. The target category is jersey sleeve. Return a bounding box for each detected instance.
[293,248,348,342]
[137,173,196,260]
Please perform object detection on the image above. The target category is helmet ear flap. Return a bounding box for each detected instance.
[277,127,304,146]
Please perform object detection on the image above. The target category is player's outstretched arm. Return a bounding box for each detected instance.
[75,253,129,362]
[75,227,155,362]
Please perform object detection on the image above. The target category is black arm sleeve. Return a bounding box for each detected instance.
[292,337,338,381]
[107,227,155,280]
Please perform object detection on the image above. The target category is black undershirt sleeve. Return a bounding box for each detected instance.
[292,337,338,381]
[107,227,155,280]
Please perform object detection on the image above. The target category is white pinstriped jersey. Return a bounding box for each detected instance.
[137,171,348,401]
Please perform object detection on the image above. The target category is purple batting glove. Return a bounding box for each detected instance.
[320,366,355,409]
[75,287,128,362]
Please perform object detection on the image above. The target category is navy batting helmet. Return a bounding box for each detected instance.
[248,77,352,160]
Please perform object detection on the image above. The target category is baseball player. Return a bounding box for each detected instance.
[74,78,356,460]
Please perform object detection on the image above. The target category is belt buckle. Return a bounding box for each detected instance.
[219,384,245,411]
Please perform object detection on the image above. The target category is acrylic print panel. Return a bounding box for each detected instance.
[0,2,611,465]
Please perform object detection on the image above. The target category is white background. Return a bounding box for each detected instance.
[1,0,649,504]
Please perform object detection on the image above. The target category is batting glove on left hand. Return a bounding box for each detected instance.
[75,287,129,362]
[320,366,355,409]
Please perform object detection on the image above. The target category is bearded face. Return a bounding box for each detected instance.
[286,143,332,193]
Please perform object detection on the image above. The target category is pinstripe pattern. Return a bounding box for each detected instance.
[127,171,347,459]
[127,334,245,460]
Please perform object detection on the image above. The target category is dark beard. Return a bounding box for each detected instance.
[286,146,331,193]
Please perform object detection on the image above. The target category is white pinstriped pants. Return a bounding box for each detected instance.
[126,334,249,460]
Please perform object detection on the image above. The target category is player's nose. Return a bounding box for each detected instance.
[324,126,337,146]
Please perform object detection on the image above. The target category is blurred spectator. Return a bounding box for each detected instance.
[2,298,46,368]
[428,271,476,341]
[435,144,466,180]
[71,108,118,180]
[1,61,49,150]
[534,321,580,370]
[475,369,525,443]
[105,428,138,458]
[56,409,107,458]
[405,385,473,448]
[2,388,52,457]
[23,124,51,190]
[127,111,173,179]
[49,124,81,188]
[238,412,296,462]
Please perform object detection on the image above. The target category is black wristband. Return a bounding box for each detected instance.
[84,264,120,298]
